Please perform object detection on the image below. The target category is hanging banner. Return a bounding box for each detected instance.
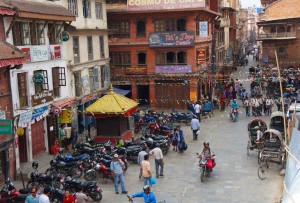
[155,65,192,74]
[125,67,147,75]
[199,21,208,37]
[18,111,33,127]
[60,109,72,124]
[127,0,205,11]
[197,47,206,64]
[31,106,49,121]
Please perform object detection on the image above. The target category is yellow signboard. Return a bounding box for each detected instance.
[190,91,197,101]
[60,109,72,124]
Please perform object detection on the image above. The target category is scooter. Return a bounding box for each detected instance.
[230,108,239,122]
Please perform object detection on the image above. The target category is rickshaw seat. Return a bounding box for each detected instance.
[264,141,281,149]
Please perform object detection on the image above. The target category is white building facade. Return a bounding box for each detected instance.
[2,0,75,169]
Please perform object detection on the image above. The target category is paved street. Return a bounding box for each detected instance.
[15,57,283,203]
[85,58,283,203]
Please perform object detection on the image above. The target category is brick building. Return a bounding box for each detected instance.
[257,0,300,68]
[0,2,25,183]
[107,0,220,109]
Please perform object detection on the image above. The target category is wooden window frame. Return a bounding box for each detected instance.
[110,52,131,66]
[68,0,78,16]
[49,24,62,45]
[137,52,147,65]
[34,70,49,94]
[83,0,91,18]
[17,72,29,108]
[73,36,80,63]
[74,71,82,97]
[52,67,60,97]
[108,21,130,38]
[100,65,105,88]
[95,2,103,19]
[136,20,146,37]
[99,36,105,58]
[155,51,187,65]
[87,36,93,61]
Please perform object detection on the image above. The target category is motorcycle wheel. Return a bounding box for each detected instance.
[200,169,204,182]
[69,167,83,178]
[26,180,39,189]
[90,191,103,202]
[162,147,169,155]
[84,170,97,181]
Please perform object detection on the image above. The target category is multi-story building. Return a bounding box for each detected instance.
[107,0,220,109]
[62,0,110,134]
[2,0,75,170]
[257,0,300,68]
[260,0,278,7]
[237,8,248,56]
[0,1,25,183]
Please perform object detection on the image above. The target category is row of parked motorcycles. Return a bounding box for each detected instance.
[1,134,172,202]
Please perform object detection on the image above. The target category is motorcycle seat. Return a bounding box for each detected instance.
[57,161,77,168]
[81,181,97,187]
[126,146,141,151]
[14,193,29,201]
[19,188,30,194]
[100,159,111,164]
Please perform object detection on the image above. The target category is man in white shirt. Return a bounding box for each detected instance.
[39,187,51,203]
[244,97,251,117]
[191,116,200,140]
[194,102,201,122]
[256,127,263,142]
[266,96,273,116]
[149,145,164,178]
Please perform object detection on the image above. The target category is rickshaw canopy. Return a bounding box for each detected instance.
[262,129,283,141]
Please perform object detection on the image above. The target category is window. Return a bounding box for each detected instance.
[73,37,80,63]
[34,70,49,94]
[270,26,276,33]
[29,22,45,45]
[137,52,146,65]
[68,0,78,16]
[110,52,131,66]
[74,71,82,97]
[49,24,62,45]
[17,73,28,108]
[82,0,91,18]
[12,22,30,46]
[52,67,66,97]
[95,2,103,19]
[89,68,99,92]
[87,36,93,61]
[155,51,187,65]
[108,21,130,38]
[278,47,286,54]
[136,21,146,37]
[99,36,105,58]
[101,65,105,88]
[154,19,185,32]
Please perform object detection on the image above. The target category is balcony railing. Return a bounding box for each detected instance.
[257,32,297,40]
[219,1,236,10]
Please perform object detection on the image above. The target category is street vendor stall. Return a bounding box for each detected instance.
[85,85,138,144]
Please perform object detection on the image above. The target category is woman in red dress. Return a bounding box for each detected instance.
[63,190,75,203]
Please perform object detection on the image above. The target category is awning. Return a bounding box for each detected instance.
[2,0,75,21]
[51,97,75,109]
[0,8,14,15]
[0,41,25,68]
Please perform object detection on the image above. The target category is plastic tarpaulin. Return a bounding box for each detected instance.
[113,87,131,96]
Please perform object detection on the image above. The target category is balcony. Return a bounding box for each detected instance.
[257,32,297,40]
[220,18,230,27]
[219,1,236,11]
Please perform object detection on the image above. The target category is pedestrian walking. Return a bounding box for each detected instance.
[110,154,128,194]
[141,154,152,186]
[59,124,68,151]
[263,97,267,115]
[149,145,164,178]
[175,126,185,153]
[137,146,148,179]
[25,188,40,203]
[39,187,51,203]
[194,101,201,122]
[75,186,88,203]
[191,116,200,140]
[220,93,226,111]
[244,97,251,116]
[63,190,75,203]
[266,96,273,116]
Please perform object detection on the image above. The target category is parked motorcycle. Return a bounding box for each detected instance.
[169,110,193,125]
[45,159,83,178]
[0,179,30,203]
[142,137,170,154]
[84,162,114,182]
[62,175,103,202]
[56,150,90,163]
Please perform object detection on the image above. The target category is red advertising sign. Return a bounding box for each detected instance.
[21,48,31,62]
[128,0,205,11]
[54,46,61,59]
[197,48,206,64]
[125,67,147,75]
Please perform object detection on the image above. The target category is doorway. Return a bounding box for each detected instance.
[19,130,28,163]
[137,85,150,106]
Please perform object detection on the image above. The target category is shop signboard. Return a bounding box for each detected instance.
[128,0,205,11]
[50,45,61,60]
[30,45,49,62]
[125,67,147,75]
[0,119,12,134]
[155,65,192,74]
[197,47,206,64]
[31,106,49,121]
[21,47,31,62]
[199,21,208,37]
[18,111,33,127]
[149,31,195,47]
[31,90,54,106]
[60,109,72,124]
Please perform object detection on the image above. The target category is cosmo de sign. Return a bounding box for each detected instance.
[128,0,205,11]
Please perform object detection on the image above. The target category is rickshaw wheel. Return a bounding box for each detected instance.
[258,162,268,180]
[258,150,263,164]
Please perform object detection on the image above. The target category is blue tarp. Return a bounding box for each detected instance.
[113,87,131,96]
[256,8,263,14]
